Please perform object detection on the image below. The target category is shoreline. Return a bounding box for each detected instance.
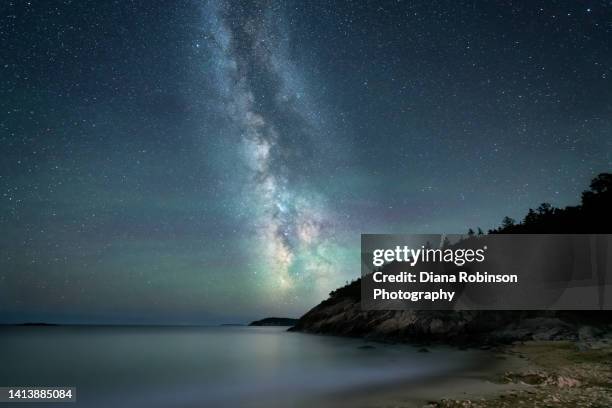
[424,340,612,407]
[343,339,612,408]
[307,343,528,408]
[293,334,612,408]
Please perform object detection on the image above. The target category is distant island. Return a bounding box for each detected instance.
[249,317,299,326]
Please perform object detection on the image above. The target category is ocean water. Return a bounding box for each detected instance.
[0,326,482,407]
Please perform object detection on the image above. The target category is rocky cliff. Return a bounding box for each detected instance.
[291,175,612,345]
[289,278,611,345]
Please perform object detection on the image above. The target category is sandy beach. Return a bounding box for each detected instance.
[301,345,527,408]
[319,340,612,408]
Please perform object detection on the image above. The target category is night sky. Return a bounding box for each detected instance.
[1,1,611,324]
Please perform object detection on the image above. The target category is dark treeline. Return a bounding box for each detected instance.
[328,173,611,301]
[486,173,612,234]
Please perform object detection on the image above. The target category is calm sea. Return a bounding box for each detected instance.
[0,326,482,407]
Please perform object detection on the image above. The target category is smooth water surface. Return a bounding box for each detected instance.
[0,326,481,407]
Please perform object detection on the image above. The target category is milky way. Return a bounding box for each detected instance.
[202,1,340,302]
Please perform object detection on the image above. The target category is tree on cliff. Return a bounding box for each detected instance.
[491,173,612,234]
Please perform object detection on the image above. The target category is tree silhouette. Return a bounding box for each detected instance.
[501,216,516,229]
[492,173,612,234]
[442,236,451,248]
[523,208,538,225]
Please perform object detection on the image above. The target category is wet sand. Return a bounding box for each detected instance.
[300,346,529,408]
[321,340,612,408]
